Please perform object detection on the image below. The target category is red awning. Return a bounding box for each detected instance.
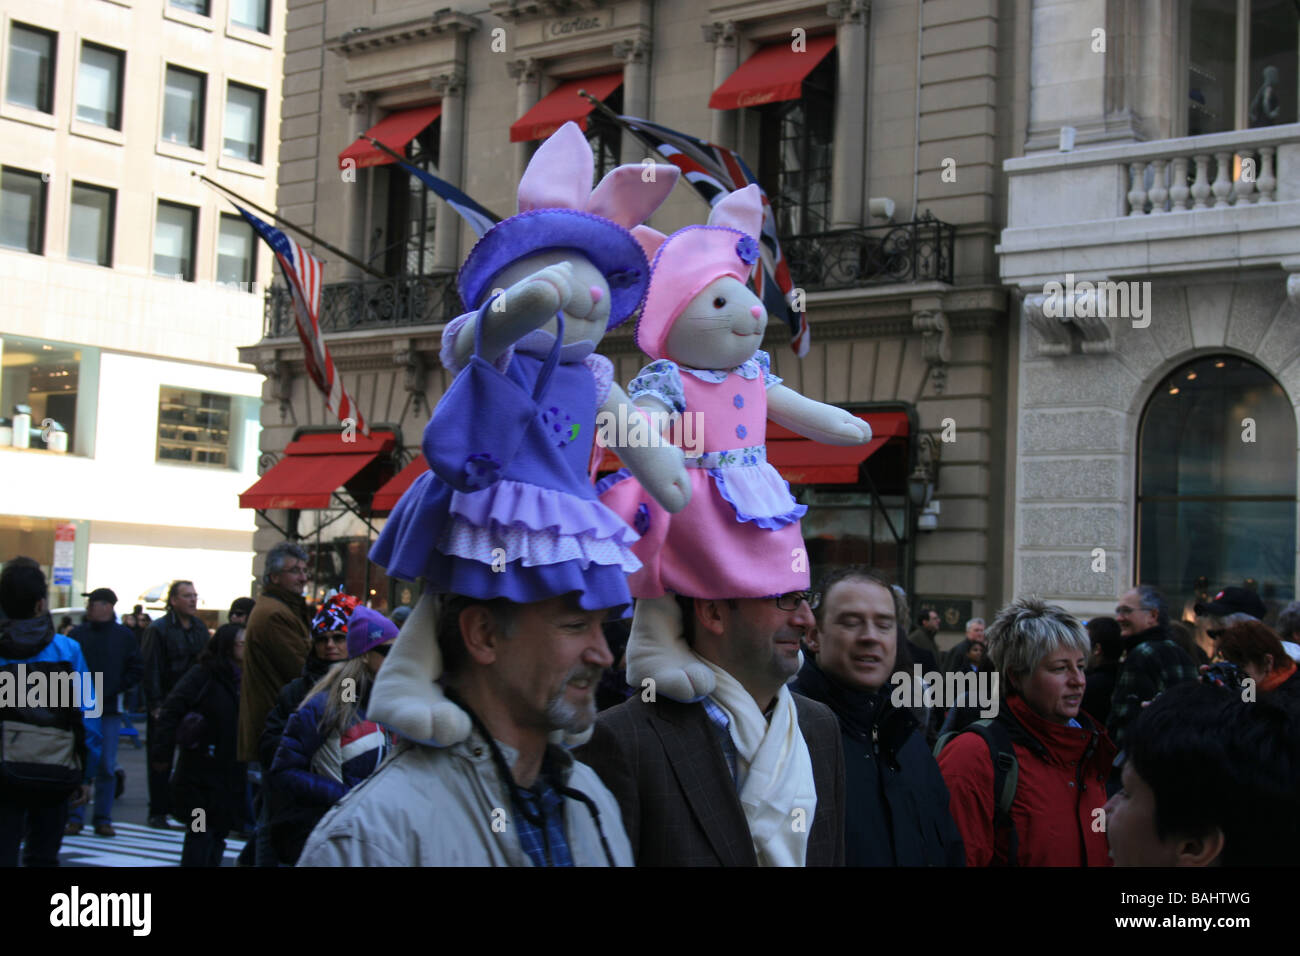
[510,72,623,143]
[338,105,442,169]
[372,454,428,514]
[708,34,836,110]
[239,430,397,510]
[596,411,909,485]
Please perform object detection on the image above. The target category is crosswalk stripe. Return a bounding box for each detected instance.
[55,823,246,868]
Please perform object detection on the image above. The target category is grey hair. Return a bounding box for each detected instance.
[1219,612,1257,627]
[1276,601,1300,640]
[263,542,309,586]
[986,597,1091,696]
[1134,584,1169,627]
[965,618,985,633]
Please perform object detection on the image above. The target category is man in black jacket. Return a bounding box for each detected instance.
[792,567,964,867]
[66,588,142,838]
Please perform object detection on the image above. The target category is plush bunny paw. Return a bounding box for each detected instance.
[640,662,716,703]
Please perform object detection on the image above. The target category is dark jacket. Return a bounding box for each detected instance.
[71,618,142,716]
[907,626,939,659]
[575,691,846,866]
[1107,625,1199,749]
[238,585,311,762]
[141,610,209,709]
[257,653,336,770]
[151,658,246,833]
[1264,664,1300,714]
[792,657,965,866]
[1082,661,1119,727]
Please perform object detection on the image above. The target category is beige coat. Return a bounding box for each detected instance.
[237,586,311,762]
[297,730,634,867]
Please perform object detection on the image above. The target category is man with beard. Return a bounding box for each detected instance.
[297,592,632,866]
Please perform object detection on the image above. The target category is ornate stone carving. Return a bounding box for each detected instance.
[912,309,950,394]
[338,91,370,114]
[1022,289,1114,356]
[612,37,651,64]
[826,0,870,26]
[701,21,736,47]
[394,342,428,412]
[506,58,540,83]
[431,71,467,98]
[1022,293,1071,356]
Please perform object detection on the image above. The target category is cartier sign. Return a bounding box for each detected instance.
[546,14,605,36]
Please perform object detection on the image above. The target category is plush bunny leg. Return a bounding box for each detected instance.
[625,594,716,702]
[766,384,873,445]
[367,591,472,746]
[602,385,691,513]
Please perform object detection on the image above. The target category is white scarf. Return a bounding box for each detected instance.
[698,658,816,866]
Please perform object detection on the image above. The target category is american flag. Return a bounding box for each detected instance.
[613,115,810,357]
[235,204,369,435]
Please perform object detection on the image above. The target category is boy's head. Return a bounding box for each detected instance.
[1104,683,1300,866]
[0,558,48,620]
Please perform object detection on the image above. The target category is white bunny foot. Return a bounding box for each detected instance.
[625,594,716,702]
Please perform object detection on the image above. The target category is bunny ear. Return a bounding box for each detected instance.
[708,184,764,241]
[517,121,594,213]
[631,224,668,263]
[586,164,680,228]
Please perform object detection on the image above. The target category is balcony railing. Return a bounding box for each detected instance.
[263,272,460,338]
[782,213,955,292]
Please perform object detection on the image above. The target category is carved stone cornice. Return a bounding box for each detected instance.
[490,0,609,24]
[506,57,541,83]
[338,92,371,114]
[826,0,869,26]
[431,71,467,98]
[612,37,651,64]
[701,20,737,46]
[329,11,481,56]
[912,309,951,394]
[1022,282,1116,355]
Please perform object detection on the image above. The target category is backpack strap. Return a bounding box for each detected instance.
[936,717,1021,866]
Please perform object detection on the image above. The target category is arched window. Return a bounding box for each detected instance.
[1137,355,1296,617]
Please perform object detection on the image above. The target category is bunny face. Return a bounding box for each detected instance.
[489,249,612,347]
[662,275,766,370]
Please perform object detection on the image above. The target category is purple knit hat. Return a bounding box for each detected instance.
[346,605,398,659]
[457,122,680,329]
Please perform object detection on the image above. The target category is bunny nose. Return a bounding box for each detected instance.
[750,305,765,319]
[589,286,604,304]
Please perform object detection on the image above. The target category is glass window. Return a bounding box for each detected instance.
[223,82,264,163]
[68,183,114,267]
[0,167,46,254]
[1138,355,1296,615]
[154,201,197,280]
[217,213,255,286]
[585,85,622,187]
[1187,0,1299,133]
[157,386,232,467]
[758,47,835,236]
[169,0,210,15]
[230,0,270,33]
[162,66,205,149]
[7,23,56,113]
[0,334,88,453]
[1248,0,1298,127]
[383,122,440,276]
[76,42,124,130]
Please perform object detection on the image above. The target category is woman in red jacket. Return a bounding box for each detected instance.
[937,597,1116,866]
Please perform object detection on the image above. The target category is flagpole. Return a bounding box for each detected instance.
[190,171,386,280]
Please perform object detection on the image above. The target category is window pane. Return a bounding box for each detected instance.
[76,44,122,129]
[1248,0,1299,127]
[0,335,84,453]
[0,167,46,254]
[230,0,269,33]
[224,84,263,163]
[7,24,55,113]
[169,0,210,15]
[1188,0,1237,135]
[162,67,204,148]
[68,184,113,266]
[158,387,233,468]
[217,214,254,285]
[154,202,196,280]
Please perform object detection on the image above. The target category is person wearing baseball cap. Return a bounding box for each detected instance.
[1195,584,1300,664]
[66,586,141,838]
[267,605,398,864]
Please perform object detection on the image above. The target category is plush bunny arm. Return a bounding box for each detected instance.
[451,262,576,367]
[367,592,472,747]
[766,384,873,446]
[602,384,691,513]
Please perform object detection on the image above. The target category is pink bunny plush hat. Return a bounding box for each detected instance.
[458,120,679,329]
[631,183,766,361]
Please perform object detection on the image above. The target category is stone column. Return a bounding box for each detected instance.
[507,58,539,182]
[614,37,652,165]
[338,92,371,279]
[702,21,738,148]
[432,71,467,272]
[828,0,868,229]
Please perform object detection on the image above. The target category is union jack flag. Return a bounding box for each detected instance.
[234,204,369,435]
[613,115,810,357]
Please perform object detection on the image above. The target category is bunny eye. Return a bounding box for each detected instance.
[712,296,727,309]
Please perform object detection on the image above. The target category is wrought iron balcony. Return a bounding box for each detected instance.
[263,272,460,338]
[782,212,955,292]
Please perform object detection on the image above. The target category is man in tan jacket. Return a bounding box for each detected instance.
[239,542,311,866]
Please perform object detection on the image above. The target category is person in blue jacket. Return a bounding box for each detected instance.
[0,558,102,867]
[271,606,397,863]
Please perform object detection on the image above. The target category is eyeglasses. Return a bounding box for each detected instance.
[1114,605,1153,615]
[1207,628,1225,640]
[313,632,348,643]
[774,590,820,611]
[372,644,392,657]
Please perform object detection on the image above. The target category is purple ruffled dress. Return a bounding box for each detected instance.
[370,315,640,614]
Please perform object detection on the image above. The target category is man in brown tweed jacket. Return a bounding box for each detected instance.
[576,592,845,866]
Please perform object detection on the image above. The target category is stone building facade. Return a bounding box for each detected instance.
[239,0,1033,634]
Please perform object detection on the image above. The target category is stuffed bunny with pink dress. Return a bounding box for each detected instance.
[599,185,873,702]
